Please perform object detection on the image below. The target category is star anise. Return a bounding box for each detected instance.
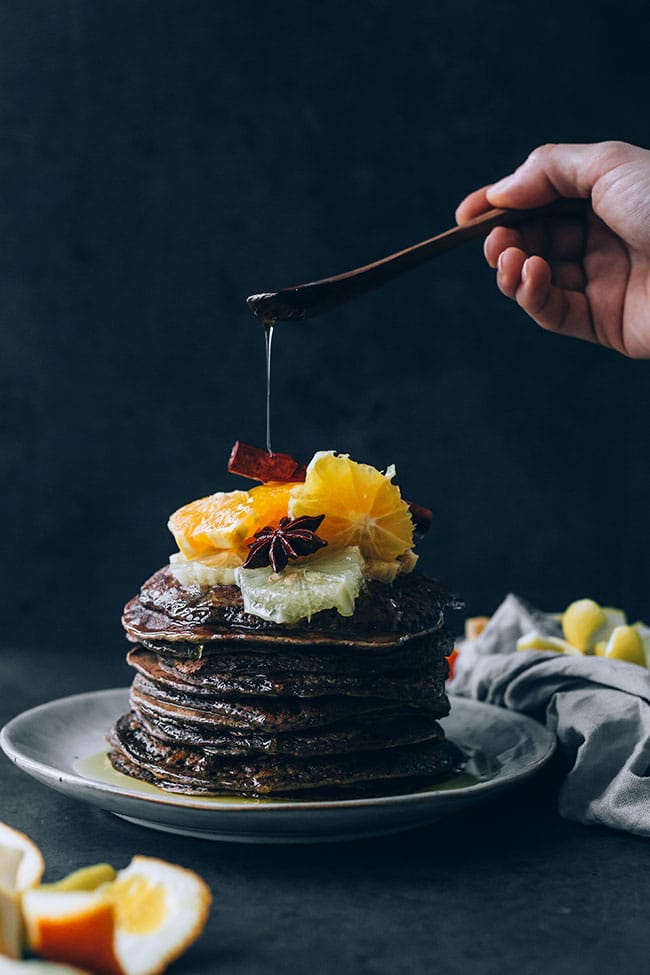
[242,514,328,574]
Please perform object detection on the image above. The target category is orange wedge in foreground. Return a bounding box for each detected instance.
[23,892,118,975]
[23,856,211,975]
[0,821,45,959]
[0,960,91,974]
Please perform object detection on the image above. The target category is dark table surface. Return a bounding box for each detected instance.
[2,647,649,975]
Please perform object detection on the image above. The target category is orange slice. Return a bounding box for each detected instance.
[23,857,211,975]
[288,452,414,562]
[168,482,295,559]
[23,891,119,975]
[0,821,45,959]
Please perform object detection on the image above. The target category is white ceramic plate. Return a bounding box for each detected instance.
[0,690,555,844]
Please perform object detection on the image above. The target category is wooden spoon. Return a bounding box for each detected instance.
[246,198,589,324]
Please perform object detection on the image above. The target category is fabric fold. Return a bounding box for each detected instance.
[450,594,650,836]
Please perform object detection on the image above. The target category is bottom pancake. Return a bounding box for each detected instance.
[134,701,446,756]
[108,712,465,798]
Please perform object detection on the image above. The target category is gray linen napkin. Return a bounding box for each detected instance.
[449,594,650,836]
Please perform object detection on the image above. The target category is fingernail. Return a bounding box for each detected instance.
[497,252,506,273]
[521,260,529,284]
[489,174,515,197]
[483,236,491,261]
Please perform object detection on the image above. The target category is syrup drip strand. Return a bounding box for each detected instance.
[265,323,274,454]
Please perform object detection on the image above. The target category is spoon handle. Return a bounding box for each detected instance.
[247,198,590,323]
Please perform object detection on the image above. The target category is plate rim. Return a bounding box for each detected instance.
[0,687,556,815]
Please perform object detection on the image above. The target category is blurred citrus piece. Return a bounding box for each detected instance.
[562,599,626,652]
[517,632,581,654]
[465,616,490,640]
[0,822,44,959]
[24,856,211,975]
[633,622,650,666]
[562,599,605,651]
[169,482,295,559]
[600,625,646,666]
[288,452,414,562]
[106,856,211,975]
[23,891,117,975]
[40,865,116,894]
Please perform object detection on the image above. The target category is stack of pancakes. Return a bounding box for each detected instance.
[109,566,463,798]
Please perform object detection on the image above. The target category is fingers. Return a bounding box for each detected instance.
[495,249,596,343]
[483,217,586,267]
[455,186,493,224]
[484,222,587,293]
[484,141,638,210]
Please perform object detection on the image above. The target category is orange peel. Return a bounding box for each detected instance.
[0,821,45,959]
[23,856,211,975]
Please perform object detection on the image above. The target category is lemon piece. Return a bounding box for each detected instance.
[235,546,365,624]
[169,550,245,588]
[632,622,650,667]
[0,822,45,960]
[40,864,116,893]
[562,600,627,652]
[562,599,606,651]
[517,631,582,654]
[603,626,645,666]
[288,452,414,562]
[600,607,627,634]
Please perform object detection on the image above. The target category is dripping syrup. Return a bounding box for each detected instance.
[264,322,274,454]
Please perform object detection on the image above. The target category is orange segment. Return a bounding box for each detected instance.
[168,490,252,557]
[168,482,295,559]
[0,820,45,959]
[288,452,414,562]
[22,857,211,975]
[23,891,122,975]
[245,482,299,539]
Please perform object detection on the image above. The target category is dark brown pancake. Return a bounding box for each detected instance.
[130,673,450,733]
[114,561,461,797]
[128,647,449,701]
[134,703,446,757]
[108,712,464,797]
[136,628,453,673]
[125,566,459,646]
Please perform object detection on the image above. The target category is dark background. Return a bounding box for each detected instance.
[2,0,649,655]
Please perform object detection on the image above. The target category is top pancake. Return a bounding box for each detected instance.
[123,566,460,649]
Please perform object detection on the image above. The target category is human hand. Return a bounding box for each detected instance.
[456,141,650,358]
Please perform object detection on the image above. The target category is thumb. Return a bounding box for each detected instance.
[486,141,637,209]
